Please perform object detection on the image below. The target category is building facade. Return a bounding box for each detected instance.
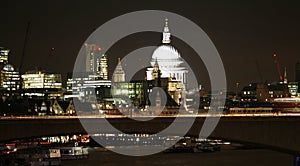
[241,82,290,102]
[85,44,101,73]
[97,54,108,80]
[0,47,9,65]
[0,64,21,95]
[22,71,62,98]
[146,18,188,88]
[113,58,125,83]
[0,47,21,96]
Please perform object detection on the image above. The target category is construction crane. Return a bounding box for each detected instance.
[273,52,283,82]
[19,22,30,73]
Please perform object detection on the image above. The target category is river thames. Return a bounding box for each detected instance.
[62,145,292,166]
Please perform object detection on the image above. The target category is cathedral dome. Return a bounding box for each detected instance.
[150,18,183,68]
[150,45,183,68]
[146,18,188,87]
[152,45,180,60]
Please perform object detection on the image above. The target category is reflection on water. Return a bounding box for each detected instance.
[0,134,293,166]
[61,146,292,166]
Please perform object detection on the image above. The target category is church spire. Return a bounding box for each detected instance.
[153,58,159,71]
[162,18,171,44]
[152,58,161,80]
[283,67,288,84]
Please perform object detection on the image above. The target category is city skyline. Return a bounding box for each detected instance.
[0,1,299,91]
[0,2,300,165]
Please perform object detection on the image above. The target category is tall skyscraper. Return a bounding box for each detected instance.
[97,54,108,80]
[85,44,101,73]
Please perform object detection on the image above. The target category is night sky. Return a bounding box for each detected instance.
[0,0,299,91]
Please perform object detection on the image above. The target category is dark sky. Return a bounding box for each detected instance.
[0,0,299,91]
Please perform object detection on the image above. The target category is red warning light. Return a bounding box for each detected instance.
[98,47,102,51]
[273,53,277,57]
[51,47,55,51]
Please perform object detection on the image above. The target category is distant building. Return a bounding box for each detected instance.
[241,83,270,102]
[66,72,111,102]
[0,47,21,96]
[97,54,108,80]
[85,44,102,73]
[241,82,289,102]
[146,19,188,88]
[111,74,183,108]
[22,71,62,98]
[0,64,21,95]
[113,58,125,83]
[288,82,298,97]
[268,82,289,98]
[81,80,111,102]
[66,72,99,93]
[0,47,9,65]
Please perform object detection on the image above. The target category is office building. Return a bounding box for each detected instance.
[22,71,62,98]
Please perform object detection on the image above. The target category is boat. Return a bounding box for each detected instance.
[164,138,221,153]
[273,97,300,112]
[192,141,221,152]
[14,147,61,166]
[59,146,89,160]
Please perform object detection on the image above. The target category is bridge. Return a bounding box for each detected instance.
[0,115,300,154]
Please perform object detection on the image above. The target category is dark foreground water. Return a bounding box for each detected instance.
[61,146,293,166]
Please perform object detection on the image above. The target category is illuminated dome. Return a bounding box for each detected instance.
[152,45,180,60]
[150,45,183,67]
[146,18,188,87]
[3,64,15,72]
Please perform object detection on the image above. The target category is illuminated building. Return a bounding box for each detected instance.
[21,71,62,98]
[288,82,298,97]
[85,43,102,73]
[0,47,21,96]
[0,64,21,95]
[146,18,188,88]
[0,47,9,65]
[85,44,108,80]
[66,72,98,93]
[66,72,111,102]
[241,82,290,102]
[81,80,111,102]
[98,54,108,80]
[22,71,62,89]
[241,83,269,102]
[113,58,125,82]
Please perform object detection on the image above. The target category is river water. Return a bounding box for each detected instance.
[61,145,293,166]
